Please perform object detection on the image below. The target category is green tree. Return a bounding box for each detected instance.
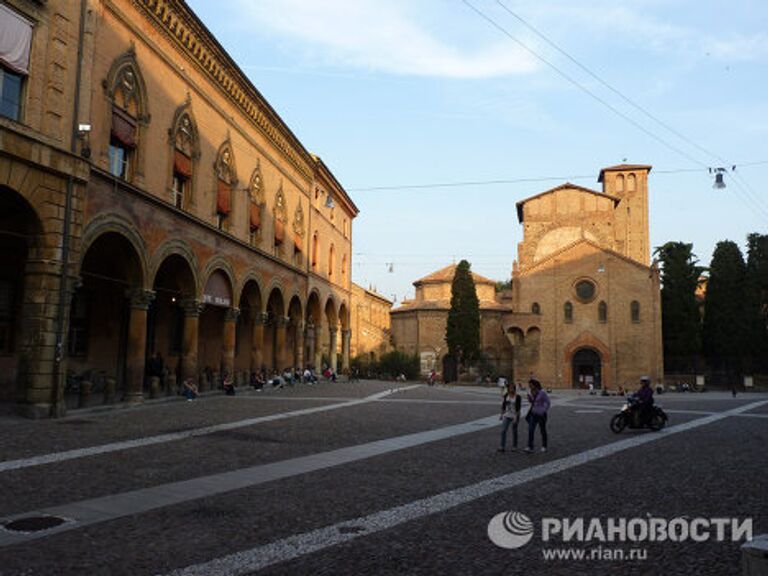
[745,233,768,371]
[654,242,705,370]
[446,260,480,367]
[703,240,747,372]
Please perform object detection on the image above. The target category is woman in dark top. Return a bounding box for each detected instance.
[498,381,522,452]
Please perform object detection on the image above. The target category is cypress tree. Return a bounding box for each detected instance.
[446,260,480,368]
[703,240,747,372]
[745,233,768,372]
[654,242,704,370]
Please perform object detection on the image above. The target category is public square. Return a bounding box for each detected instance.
[0,381,765,576]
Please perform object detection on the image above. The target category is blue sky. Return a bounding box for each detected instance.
[187,0,768,303]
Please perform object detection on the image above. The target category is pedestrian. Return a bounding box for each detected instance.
[497,381,521,452]
[181,378,198,400]
[525,378,550,453]
[497,374,508,389]
[222,374,235,396]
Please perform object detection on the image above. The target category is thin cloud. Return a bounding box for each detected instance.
[233,0,539,78]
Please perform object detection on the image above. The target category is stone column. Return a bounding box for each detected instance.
[274,315,287,370]
[251,312,267,373]
[125,288,155,403]
[314,322,324,373]
[304,321,315,371]
[222,307,239,380]
[180,299,202,383]
[341,329,351,373]
[294,321,305,370]
[329,327,338,373]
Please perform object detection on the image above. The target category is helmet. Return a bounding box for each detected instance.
[640,375,651,384]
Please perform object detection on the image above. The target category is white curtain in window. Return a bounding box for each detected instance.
[0,4,33,75]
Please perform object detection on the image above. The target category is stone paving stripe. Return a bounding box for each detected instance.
[159,400,768,576]
[0,385,421,474]
[0,411,501,547]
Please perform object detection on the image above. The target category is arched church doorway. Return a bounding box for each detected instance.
[572,347,601,389]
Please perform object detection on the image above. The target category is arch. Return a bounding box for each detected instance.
[338,301,349,330]
[306,289,323,324]
[104,47,150,121]
[615,173,625,193]
[324,295,338,326]
[199,257,236,302]
[0,188,45,402]
[149,239,199,296]
[631,300,641,322]
[236,271,266,312]
[571,347,602,389]
[627,173,636,192]
[506,327,524,346]
[80,214,149,289]
[526,326,541,341]
[563,332,612,390]
[531,302,540,315]
[168,100,200,159]
[104,48,150,182]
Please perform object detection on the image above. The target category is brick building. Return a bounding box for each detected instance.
[0,0,358,417]
[392,165,664,389]
[349,283,392,363]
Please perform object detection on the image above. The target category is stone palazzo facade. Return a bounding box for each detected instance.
[0,0,358,417]
[392,165,663,389]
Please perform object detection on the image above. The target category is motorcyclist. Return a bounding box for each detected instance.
[635,376,654,425]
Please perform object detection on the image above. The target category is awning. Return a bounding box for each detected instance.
[249,202,261,231]
[274,219,284,245]
[216,179,231,215]
[111,109,137,148]
[173,149,192,178]
[0,4,32,75]
[293,233,302,252]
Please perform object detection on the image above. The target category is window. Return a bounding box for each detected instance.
[341,254,347,283]
[311,233,319,271]
[631,300,640,323]
[531,302,540,315]
[249,162,264,242]
[215,143,236,230]
[67,290,89,357]
[171,111,195,210]
[564,301,573,323]
[575,279,596,303]
[0,66,23,121]
[598,301,607,323]
[273,184,287,249]
[0,4,32,122]
[328,243,335,279]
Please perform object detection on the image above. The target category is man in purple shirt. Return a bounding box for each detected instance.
[636,376,654,424]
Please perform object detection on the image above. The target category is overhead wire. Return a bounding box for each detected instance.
[461,0,768,225]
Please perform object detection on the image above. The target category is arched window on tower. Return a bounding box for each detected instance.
[531,302,540,315]
[615,174,625,193]
[328,243,335,279]
[564,301,573,323]
[631,300,641,323]
[627,173,636,192]
[598,301,607,323]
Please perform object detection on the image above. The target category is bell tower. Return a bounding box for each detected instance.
[598,164,652,265]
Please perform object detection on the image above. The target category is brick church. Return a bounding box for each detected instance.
[392,164,664,390]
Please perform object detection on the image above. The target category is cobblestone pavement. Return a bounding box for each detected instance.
[0,382,765,576]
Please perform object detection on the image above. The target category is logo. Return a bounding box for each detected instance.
[487,511,534,549]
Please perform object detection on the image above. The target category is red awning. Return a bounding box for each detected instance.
[274,219,284,245]
[216,179,231,215]
[111,109,137,148]
[250,202,261,231]
[173,149,192,178]
[293,233,302,252]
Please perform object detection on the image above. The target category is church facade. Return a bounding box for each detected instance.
[391,164,663,390]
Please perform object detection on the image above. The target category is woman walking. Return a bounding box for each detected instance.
[525,378,550,453]
[497,381,521,452]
